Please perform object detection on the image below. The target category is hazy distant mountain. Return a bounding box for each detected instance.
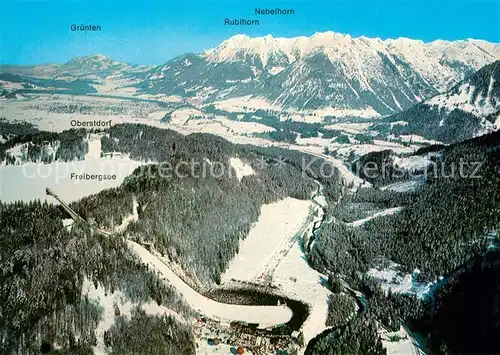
[383,60,500,143]
[1,54,151,83]
[140,32,500,115]
[55,55,153,82]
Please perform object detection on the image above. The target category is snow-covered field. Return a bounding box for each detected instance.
[0,94,169,132]
[388,134,442,145]
[210,96,379,121]
[379,325,422,355]
[91,78,138,96]
[367,262,440,299]
[325,122,373,133]
[128,241,293,328]
[393,155,431,171]
[164,117,366,188]
[295,135,332,147]
[294,133,417,162]
[314,106,379,119]
[331,140,416,158]
[170,115,275,136]
[220,192,334,349]
[221,198,313,283]
[211,95,282,113]
[87,136,102,159]
[274,241,330,346]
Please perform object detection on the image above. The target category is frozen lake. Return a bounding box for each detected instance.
[0,157,143,204]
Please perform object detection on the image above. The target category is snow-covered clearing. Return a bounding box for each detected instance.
[324,122,373,133]
[396,134,442,145]
[86,136,102,159]
[1,80,25,90]
[228,157,255,181]
[347,207,402,227]
[128,241,293,328]
[147,110,169,120]
[221,191,333,349]
[82,278,184,355]
[295,136,332,147]
[380,179,425,193]
[115,197,139,233]
[290,145,367,188]
[211,95,283,112]
[136,93,184,103]
[379,325,421,355]
[313,106,379,118]
[272,228,330,347]
[222,198,313,283]
[288,113,324,123]
[330,141,415,159]
[367,262,442,299]
[91,82,137,97]
[174,116,275,135]
[393,155,431,171]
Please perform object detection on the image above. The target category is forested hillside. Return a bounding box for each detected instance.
[104,308,195,355]
[318,131,500,280]
[311,314,386,355]
[0,120,88,164]
[418,249,500,355]
[309,130,500,354]
[83,123,344,285]
[0,201,193,355]
[377,60,500,143]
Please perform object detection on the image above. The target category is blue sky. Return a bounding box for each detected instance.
[1,0,499,65]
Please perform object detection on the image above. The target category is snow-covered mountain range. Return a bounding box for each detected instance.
[143,33,500,115]
[383,60,500,143]
[2,32,500,118]
[205,33,499,93]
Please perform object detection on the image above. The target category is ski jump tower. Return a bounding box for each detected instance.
[46,187,112,236]
[46,187,86,223]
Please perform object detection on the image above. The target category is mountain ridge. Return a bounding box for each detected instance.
[142,32,500,115]
[381,60,500,143]
[2,32,499,117]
